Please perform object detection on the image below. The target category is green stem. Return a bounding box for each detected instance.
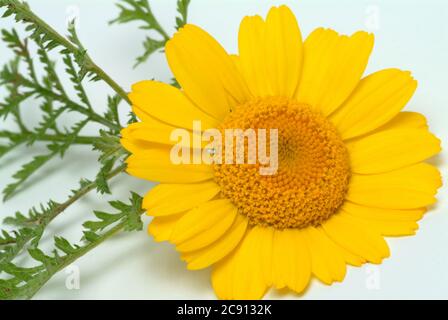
[11,108,29,133]
[24,210,143,300]
[19,77,121,131]
[0,130,99,145]
[40,164,127,224]
[88,63,130,105]
[1,0,131,105]
[0,164,127,264]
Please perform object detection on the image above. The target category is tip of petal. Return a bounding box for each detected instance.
[130,80,159,93]
[268,4,293,14]
[241,14,265,25]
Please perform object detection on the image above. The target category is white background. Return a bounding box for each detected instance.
[0,0,447,299]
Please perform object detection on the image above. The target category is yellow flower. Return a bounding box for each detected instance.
[121,5,442,299]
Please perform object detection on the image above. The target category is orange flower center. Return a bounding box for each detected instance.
[213,97,351,229]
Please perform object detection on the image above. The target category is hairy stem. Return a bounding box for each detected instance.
[12,72,121,132]
[1,0,131,104]
[0,164,127,264]
[24,209,143,300]
[0,130,100,145]
[36,164,127,224]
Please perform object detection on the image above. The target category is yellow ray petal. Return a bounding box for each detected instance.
[264,5,303,97]
[271,229,311,293]
[330,69,417,140]
[120,121,205,149]
[230,54,243,78]
[374,111,428,132]
[181,214,249,270]
[120,128,157,154]
[258,227,274,286]
[212,226,271,300]
[238,15,270,97]
[341,202,426,236]
[148,213,185,242]
[129,80,220,130]
[316,225,366,267]
[347,129,441,174]
[166,25,250,120]
[143,182,221,216]
[342,201,425,221]
[132,104,154,123]
[304,227,346,285]
[126,148,214,183]
[347,163,442,209]
[296,28,374,116]
[322,213,390,264]
[171,199,238,251]
[131,104,177,127]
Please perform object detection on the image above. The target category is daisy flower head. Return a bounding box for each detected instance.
[121,5,442,299]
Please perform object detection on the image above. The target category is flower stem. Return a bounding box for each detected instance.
[0,164,127,264]
[0,130,100,145]
[0,0,131,105]
[23,209,143,300]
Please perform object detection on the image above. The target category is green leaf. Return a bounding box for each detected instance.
[54,237,79,255]
[104,95,122,127]
[82,230,99,242]
[2,119,89,201]
[0,192,143,299]
[111,0,172,67]
[28,247,50,264]
[0,0,130,103]
[0,0,189,301]
[134,37,165,68]
[127,111,138,124]
[95,158,115,194]
[170,77,181,89]
[28,105,66,145]
[3,153,56,201]
[3,200,59,227]
[176,0,191,30]
[123,192,144,231]
[110,0,164,32]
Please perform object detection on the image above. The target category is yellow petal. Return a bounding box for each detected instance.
[120,125,157,154]
[319,226,366,267]
[120,121,205,149]
[181,214,249,270]
[375,111,428,132]
[342,201,425,221]
[148,213,184,242]
[230,54,243,78]
[131,101,216,139]
[171,199,238,251]
[347,129,441,174]
[130,105,173,127]
[271,229,311,293]
[238,15,270,97]
[296,28,374,116]
[166,25,250,120]
[212,226,270,300]
[347,163,442,209]
[143,182,221,216]
[129,80,220,130]
[304,227,346,285]
[322,213,390,264]
[126,148,214,183]
[258,227,274,285]
[264,5,303,97]
[330,69,417,140]
[341,202,426,236]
